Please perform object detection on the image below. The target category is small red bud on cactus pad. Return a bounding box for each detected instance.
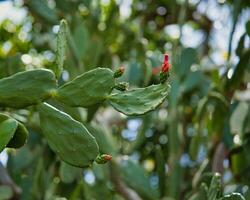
[114,66,125,78]
[161,54,170,73]
[103,154,112,161]
[95,154,112,164]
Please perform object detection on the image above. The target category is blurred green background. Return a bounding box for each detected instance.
[0,0,250,200]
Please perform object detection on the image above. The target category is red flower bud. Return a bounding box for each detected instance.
[114,66,125,78]
[95,154,112,164]
[120,66,125,73]
[161,54,170,73]
[103,154,112,161]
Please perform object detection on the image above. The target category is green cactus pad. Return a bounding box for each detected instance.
[0,118,18,153]
[56,68,115,107]
[108,84,170,115]
[55,19,67,78]
[38,103,99,167]
[0,114,28,152]
[0,69,57,108]
[6,122,28,148]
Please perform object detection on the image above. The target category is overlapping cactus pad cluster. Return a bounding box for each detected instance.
[0,20,170,168]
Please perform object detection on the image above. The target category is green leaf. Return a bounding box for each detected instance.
[38,103,99,167]
[55,19,68,78]
[219,193,245,200]
[0,114,28,152]
[0,69,57,108]
[108,84,170,115]
[56,68,115,107]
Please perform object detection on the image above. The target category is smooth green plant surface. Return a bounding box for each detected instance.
[56,68,115,107]
[0,114,28,152]
[38,103,99,167]
[0,69,57,108]
[108,84,170,115]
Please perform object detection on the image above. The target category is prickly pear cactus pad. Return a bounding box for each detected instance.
[6,122,28,149]
[55,68,115,107]
[0,116,17,153]
[0,69,57,108]
[108,84,170,115]
[38,103,99,167]
[54,19,67,78]
[0,114,28,153]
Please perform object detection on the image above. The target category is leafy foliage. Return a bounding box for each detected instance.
[0,0,249,200]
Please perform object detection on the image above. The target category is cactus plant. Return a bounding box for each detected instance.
[54,19,67,78]
[189,173,245,200]
[0,16,171,168]
[1,1,249,199]
[0,64,168,167]
[38,103,99,167]
[0,69,57,108]
[55,68,115,107]
[108,84,170,115]
[0,114,28,152]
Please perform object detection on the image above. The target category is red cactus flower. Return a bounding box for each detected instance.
[161,54,170,73]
